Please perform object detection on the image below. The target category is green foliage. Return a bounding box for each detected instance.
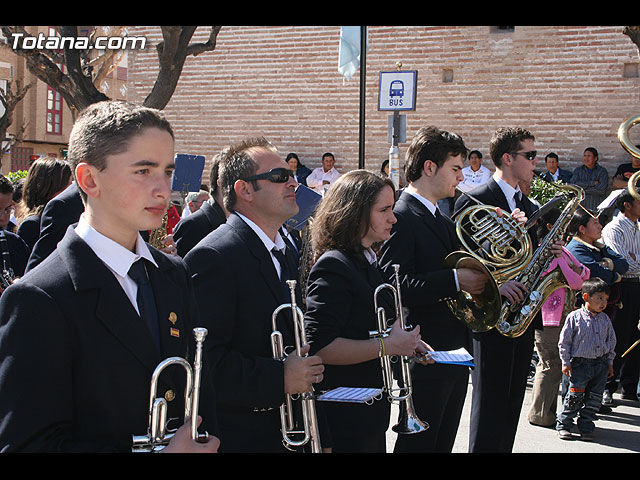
[5,170,28,183]
[530,176,561,205]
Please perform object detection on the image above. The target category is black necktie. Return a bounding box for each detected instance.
[271,247,290,282]
[128,259,161,351]
[514,192,526,212]
[434,208,452,245]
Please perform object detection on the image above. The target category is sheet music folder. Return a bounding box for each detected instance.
[317,387,384,404]
[171,153,206,193]
[428,347,474,367]
[285,184,322,231]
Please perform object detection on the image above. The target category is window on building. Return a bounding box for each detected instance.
[490,26,515,33]
[46,86,63,134]
[46,26,63,135]
[11,146,33,171]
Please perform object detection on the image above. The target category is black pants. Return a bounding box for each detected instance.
[393,364,469,453]
[606,281,640,397]
[468,325,534,453]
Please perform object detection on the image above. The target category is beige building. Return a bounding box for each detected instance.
[2,26,640,184]
[0,26,128,174]
[125,26,640,182]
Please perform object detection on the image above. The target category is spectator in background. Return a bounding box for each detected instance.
[380,159,390,177]
[541,153,572,183]
[15,157,72,254]
[611,145,640,189]
[570,147,609,211]
[8,177,25,232]
[180,190,210,219]
[601,191,640,405]
[457,150,491,193]
[286,153,312,187]
[0,175,29,281]
[306,152,342,194]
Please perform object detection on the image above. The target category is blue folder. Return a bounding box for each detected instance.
[171,153,206,193]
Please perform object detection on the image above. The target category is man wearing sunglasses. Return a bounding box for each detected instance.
[183,137,325,453]
[453,126,563,453]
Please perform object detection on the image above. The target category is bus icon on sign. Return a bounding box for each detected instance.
[389,80,404,97]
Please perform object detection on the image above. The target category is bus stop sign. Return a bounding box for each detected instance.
[378,70,417,111]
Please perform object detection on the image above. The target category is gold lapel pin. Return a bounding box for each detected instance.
[168,312,177,324]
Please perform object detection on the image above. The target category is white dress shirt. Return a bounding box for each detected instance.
[74,214,158,315]
[602,211,640,278]
[236,212,288,279]
[458,165,491,193]
[306,167,342,194]
[492,173,523,212]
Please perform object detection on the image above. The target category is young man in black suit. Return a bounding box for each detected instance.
[378,126,492,453]
[183,137,324,453]
[174,150,229,258]
[0,101,220,453]
[453,126,562,453]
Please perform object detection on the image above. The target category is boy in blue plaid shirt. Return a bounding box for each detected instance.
[556,278,616,441]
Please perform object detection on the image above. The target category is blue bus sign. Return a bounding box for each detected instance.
[378,70,417,111]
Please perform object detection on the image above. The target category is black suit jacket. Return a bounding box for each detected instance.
[173,200,226,258]
[25,183,84,274]
[183,213,300,452]
[0,227,217,452]
[0,229,30,279]
[305,249,392,438]
[378,191,470,380]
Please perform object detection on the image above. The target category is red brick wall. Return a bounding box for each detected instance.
[126,26,640,180]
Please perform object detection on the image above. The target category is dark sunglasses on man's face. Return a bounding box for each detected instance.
[243,168,295,183]
[510,150,537,161]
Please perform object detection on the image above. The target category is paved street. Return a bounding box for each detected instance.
[385,377,640,453]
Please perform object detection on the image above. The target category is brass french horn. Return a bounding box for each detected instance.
[445,189,532,332]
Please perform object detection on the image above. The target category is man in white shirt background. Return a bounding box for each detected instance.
[306,152,342,195]
[601,190,640,406]
[458,150,492,193]
[540,152,572,184]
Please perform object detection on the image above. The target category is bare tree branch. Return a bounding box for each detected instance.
[0,79,33,167]
[623,26,640,55]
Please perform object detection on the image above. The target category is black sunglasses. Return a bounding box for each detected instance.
[510,150,537,161]
[243,168,295,184]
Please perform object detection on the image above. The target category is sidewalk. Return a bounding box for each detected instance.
[385,377,640,453]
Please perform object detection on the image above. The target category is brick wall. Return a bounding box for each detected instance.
[126,26,640,183]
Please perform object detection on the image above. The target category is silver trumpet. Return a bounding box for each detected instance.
[370,264,429,435]
[271,279,322,453]
[132,327,209,452]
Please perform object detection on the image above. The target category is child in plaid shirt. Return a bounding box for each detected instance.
[556,278,616,441]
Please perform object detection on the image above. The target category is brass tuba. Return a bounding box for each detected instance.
[619,114,640,201]
[271,279,322,453]
[370,264,429,435]
[445,188,532,331]
[132,327,209,452]
[496,175,584,337]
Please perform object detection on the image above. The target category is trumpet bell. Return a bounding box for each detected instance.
[392,394,429,435]
[445,251,502,332]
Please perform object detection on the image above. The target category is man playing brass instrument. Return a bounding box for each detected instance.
[379,126,498,453]
[0,101,220,453]
[453,126,563,453]
[184,137,325,453]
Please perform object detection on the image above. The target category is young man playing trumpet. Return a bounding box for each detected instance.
[0,101,220,453]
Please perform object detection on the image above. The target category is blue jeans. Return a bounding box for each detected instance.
[556,357,609,434]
